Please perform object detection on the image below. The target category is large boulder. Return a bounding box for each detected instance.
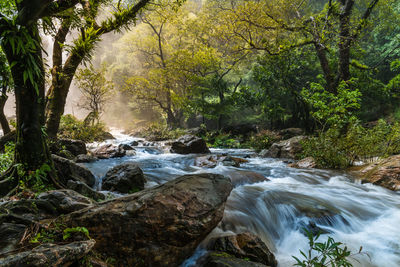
[102,163,146,193]
[206,232,277,267]
[201,252,269,267]
[0,240,95,267]
[58,139,87,156]
[92,144,126,159]
[61,173,233,266]
[261,136,307,159]
[52,154,96,187]
[171,135,210,154]
[354,155,400,191]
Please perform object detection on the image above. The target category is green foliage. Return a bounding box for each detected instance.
[58,115,109,143]
[203,132,242,149]
[244,130,281,152]
[302,120,400,168]
[139,122,186,141]
[302,80,362,129]
[17,163,54,193]
[0,142,13,173]
[293,231,357,267]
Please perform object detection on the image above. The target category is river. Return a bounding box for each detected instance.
[83,131,400,267]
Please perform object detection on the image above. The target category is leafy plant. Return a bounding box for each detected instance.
[293,231,359,267]
[58,115,109,142]
[0,142,14,173]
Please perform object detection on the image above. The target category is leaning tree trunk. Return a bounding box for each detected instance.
[0,24,61,196]
[0,87,10,135]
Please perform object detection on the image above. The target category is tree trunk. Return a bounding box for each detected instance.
[337,0,354,83]
[0,87,10,135]
[1,24,60,195]
[45,19,77,139]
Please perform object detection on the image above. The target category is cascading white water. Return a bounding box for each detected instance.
[84,131,400,267]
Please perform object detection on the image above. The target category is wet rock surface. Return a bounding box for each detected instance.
[52,154,96,187]
[261,136,307,159]
[102,162,146,193]
[207,232,277,266]
[62,173,233,266]
[92,144,126,159]
[195,155,249,168]
[171,135,210,154]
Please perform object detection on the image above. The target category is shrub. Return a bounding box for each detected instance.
[203,132,242,148]
[58,115,109,142]
[0,142,14,173]
[244,130,281,151]
[293,231,359,267]
[302,120,400,168]
[139,122,187,141]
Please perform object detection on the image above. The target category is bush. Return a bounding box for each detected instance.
[0,142,14,173]
[202,132,242,148]
[293,230,359,267]
[138,122,187,141]
[301,120,400,168]
[244,130,281,151]
[58,115,109,142]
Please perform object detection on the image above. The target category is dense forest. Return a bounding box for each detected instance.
[0,0,400,266]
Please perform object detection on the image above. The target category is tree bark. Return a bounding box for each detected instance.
[0,86,10,135]
[1,23,60,194]
[337,0,355,84]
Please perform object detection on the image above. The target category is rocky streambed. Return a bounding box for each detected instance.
[1,130,400,266]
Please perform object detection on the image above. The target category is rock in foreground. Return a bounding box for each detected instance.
[0,240,95,267]
[171,135,210,154]
[62,173,233,266]
[102,162,146,193]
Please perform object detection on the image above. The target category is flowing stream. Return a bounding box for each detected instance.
[84,131,400,267]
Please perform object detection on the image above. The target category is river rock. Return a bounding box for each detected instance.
[289,157,316,169]
[67,180,105,201]
[195,155,249,168]
[75,154,97,163]
[119,143,135,151]
[207,232,277,266]
[52,154,96,187]
[355,155,400,191]
[37,189,94,214]
[201,252,268,267]
[130,140,139,146]
[171,135,210,154]
[102,162,146,193]
[92,144,126,159]
[61,173,233,266]
[262,136,307,159]
[0,240,95,267]
[226,170,268,186]
[58,139,87,156]
[98,131,115,140]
